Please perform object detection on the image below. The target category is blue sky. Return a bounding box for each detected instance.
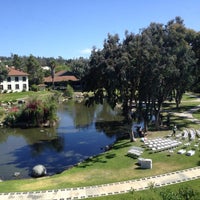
[0,0,200,59]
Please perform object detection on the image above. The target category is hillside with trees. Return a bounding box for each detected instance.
[0,54,90,88]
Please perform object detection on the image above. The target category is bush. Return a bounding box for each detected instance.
[64,84,74,98]
[31,84,39,91]
[4,97,58,127]
[160,186,199,200]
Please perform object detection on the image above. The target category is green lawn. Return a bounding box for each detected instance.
[0,92,200,197]
[0,91,54,102]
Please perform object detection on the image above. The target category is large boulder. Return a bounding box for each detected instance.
[32,164,47,178]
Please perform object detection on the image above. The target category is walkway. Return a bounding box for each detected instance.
[173,93,200,124]
[0,167,200,200]
[174,105,200,124]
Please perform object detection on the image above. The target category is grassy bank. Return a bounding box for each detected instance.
[0,131,199,193]
[0,91,53,102]
[0,92,200,196]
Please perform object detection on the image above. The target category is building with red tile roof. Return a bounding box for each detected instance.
[44,70,80,90]
[0,66,29,93]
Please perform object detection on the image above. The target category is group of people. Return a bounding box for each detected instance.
[130,122,177,142]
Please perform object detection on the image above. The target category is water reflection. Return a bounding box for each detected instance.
[0,101,125,180]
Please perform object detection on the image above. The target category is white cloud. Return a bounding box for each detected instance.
[80,48,92,55]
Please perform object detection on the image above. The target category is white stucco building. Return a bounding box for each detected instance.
[0,67,29,93]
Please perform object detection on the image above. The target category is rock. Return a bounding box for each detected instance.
[32,164,47,178]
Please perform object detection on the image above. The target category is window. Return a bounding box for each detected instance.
[15,77,19,82]
[7,77,11,82]
[15,84,19,90]
[23,84,27,90]
[23,77,26,81]
[8,85,12,90]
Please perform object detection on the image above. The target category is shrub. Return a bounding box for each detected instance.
[4,97,58,127]
[31,84,39,91]
[64,84,74,98]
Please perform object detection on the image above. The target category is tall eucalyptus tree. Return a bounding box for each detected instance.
[166,17,197,107]
[0,63,8,83]
[26,55,44,86]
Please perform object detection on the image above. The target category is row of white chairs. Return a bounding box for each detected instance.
[182,129,200,140]
[143,138,182,152]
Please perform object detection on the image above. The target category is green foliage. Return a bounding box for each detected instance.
[12,54,24,71]
[83,17,198,129]
[4,97,58,127]
[26,54,44,86]
[160,186,199,200]
[0,63,8,83]
[64,84,74,98]
[31,84,39,91]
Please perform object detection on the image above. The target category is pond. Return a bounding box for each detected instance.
[0,101,127,180]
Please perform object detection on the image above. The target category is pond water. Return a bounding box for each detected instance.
[0,101,125,180]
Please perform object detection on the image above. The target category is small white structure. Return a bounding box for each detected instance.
[186,150,195,156]
[0,66,29,93]
[177,149,186,154]
[127,146,144,157]
[138,158,152,169]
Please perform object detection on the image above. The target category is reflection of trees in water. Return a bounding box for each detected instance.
[0,127,64,155]
[95,120,129,138]
[0,128,15,143]
[31,136,64,156]
[66,100,97,129]
[64,100,126,137]
[94,101,127,137]
[66,100,123,130]
[95,101,122,122]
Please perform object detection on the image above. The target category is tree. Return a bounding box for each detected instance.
[190,31,200,92]
[48,60,57,89]
[83,17,199,132]
[166,17,197,107]
[84,34,124,109]
[26,55,44,86]
[12,54,24,71]
[0,63,8,83]
[70,57,90,79]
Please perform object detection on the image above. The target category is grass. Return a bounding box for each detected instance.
[0,91,53,102]
[0,92,200,196]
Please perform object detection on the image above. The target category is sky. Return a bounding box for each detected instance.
[0,0,200,59]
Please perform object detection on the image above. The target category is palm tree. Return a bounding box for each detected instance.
[49,60,56,89]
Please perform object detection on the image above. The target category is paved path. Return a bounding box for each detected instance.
[173,93,200,124]
[174,104,200,124]
[0,167,200,200]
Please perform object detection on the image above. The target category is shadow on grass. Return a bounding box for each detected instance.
[171,116,194,130]
[112,140,132,150]
[77,152,117,169]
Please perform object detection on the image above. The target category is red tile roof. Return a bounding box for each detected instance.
[44,76,79,82]
[8,67,29,76]
[44,71,79,83]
